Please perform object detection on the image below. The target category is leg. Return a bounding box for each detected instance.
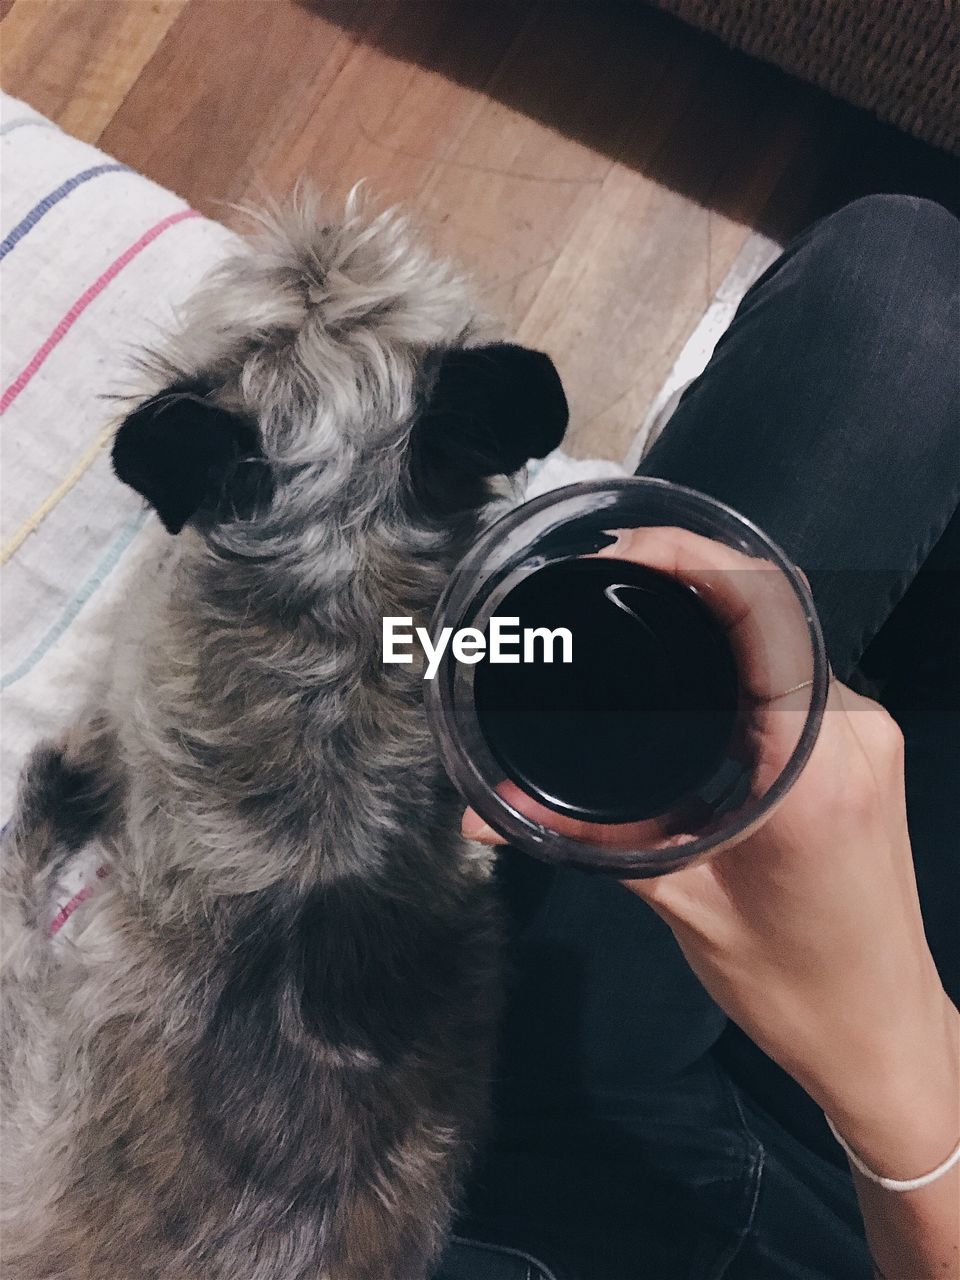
[871,509,960,1010]
[639,193,960,683]
[636,193,960,1273]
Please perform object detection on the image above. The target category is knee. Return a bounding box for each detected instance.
[798,196,959,333]
[812,194,959,268]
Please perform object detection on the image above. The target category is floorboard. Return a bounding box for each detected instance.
[3,0,956,458]
[1,0,188,143]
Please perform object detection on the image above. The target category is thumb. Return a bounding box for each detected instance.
[461,807,502,845]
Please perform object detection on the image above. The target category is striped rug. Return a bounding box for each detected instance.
[0,93,238,813]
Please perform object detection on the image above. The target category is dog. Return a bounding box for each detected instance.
[0,194,568,1280]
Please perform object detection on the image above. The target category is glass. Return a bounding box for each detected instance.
[425,478,829,877]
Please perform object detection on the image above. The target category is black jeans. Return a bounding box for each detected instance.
[439,195,960,1280]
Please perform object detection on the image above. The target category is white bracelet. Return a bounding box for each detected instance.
[825,1114,960,1192]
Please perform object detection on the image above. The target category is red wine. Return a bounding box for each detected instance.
[473,559,741,823]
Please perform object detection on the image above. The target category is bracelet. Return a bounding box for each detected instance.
[825,1115,960,1192]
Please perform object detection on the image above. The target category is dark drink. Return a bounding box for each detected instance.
[473,559,741,823]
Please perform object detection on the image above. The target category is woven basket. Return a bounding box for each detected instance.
[648,0,960,156]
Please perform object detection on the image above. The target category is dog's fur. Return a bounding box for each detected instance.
[0,196,568,1280]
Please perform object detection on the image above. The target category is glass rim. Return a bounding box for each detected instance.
[425,477,830,876]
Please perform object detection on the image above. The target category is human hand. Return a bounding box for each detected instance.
[462,527,959,1187]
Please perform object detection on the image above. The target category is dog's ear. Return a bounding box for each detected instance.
[412,343,568,512]
[111,386,264,534]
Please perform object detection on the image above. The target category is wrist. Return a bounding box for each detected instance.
[814,995,959,1180]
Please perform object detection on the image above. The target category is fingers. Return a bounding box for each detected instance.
[596,526,815,704]
[463,784,633,847]
[466,778,684,851]
[461,807,501,844]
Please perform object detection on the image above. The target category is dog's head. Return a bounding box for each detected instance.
[112,196,568,561]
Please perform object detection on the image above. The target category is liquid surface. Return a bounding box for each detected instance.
[473,559,740,823]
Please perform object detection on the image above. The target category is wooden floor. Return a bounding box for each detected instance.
[2,0,957,459]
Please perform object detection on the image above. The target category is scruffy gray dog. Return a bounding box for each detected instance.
[0,196,567,1280]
